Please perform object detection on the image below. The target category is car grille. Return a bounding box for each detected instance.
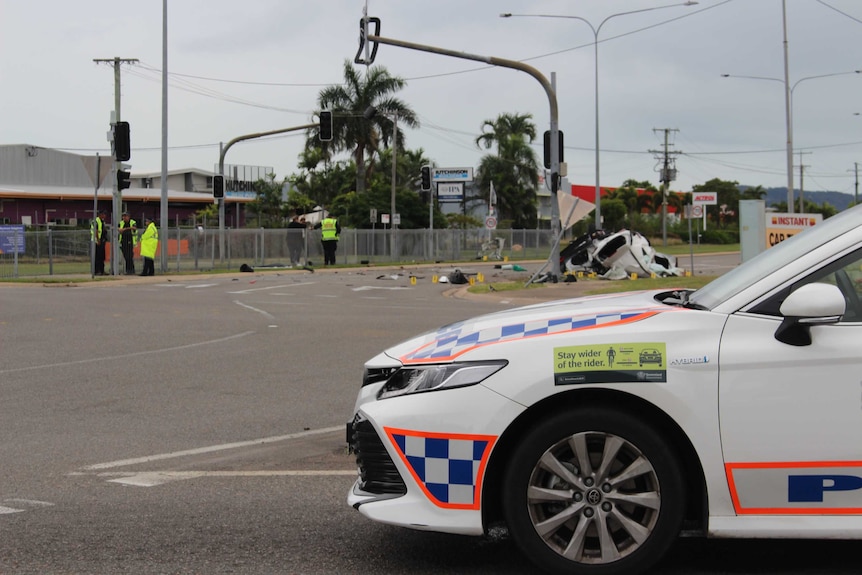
[349,417,407,495]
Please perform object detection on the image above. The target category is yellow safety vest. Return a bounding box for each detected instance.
[119,219,137,246]
[91,217,104,241]
[140,222,159,258]
[321,218,339,241]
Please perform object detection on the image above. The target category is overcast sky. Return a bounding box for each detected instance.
[2,0,861,197]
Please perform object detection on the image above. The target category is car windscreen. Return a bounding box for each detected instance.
[688,205,862,310]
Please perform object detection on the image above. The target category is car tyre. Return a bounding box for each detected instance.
[502,407,684,575]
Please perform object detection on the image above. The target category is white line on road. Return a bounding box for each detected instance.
[0,331,256,375]
[106,469,356,487]
[229,281,317,295]
[81,426,345,471]
[352,286,411,292]
[233,300,276,320]
[4,499,54,507]
[0,506,24,514]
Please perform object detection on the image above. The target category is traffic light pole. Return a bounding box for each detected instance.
[94,57,138,276]
[360,30,562,278]
[216,123,315,262]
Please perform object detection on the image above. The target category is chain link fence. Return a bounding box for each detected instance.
[0,227,559,279]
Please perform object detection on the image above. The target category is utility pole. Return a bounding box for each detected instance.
[796,150,811,213]
[649,129,681,247]
[94,57,138,275]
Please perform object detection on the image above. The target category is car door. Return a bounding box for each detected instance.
[718,246,862,516]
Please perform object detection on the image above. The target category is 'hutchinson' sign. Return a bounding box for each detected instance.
[432,167,473,182]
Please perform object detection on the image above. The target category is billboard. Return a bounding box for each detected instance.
[214,164,274,199]
[766,213,822,248]
[437,182,464,203]
[432,167,473,182]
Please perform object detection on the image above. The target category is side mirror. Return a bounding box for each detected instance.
[775,283,845,346]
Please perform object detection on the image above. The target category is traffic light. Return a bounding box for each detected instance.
[213,175,225,199]
[114,121,131,161]
[117,169,131,190]
[420,165,431,191]
[543,130,564,169]
[319,111,333,142]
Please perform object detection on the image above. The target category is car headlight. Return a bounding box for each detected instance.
[377,361,507,400]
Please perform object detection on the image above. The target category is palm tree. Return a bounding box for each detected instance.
[474,113,539,228]
[313,60,418,194]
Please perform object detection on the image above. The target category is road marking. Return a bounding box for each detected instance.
[352,286,410,292]
[4,499,53,507]
[233,300,275,320]
[186,284,217,289]
[81,426,344,471]
[229,281,317,295]
[0,506,24,515]
[106,470,356,487]
[0,331,255,375]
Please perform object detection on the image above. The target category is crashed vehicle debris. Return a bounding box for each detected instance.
[561,229,683,279]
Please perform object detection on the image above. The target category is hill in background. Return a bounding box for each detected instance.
[744,187,857,211]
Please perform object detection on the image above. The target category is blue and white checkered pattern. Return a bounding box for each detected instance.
[402,310,654,362]
[391,432,491,507]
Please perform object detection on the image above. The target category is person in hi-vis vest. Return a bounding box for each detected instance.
[139,217,159,276]
[91,209,108,275]
[118,212,137,275]
[315,215,341,266]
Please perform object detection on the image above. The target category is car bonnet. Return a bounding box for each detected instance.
[386,290,673,365]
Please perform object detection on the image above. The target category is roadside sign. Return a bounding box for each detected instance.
[692,192,718,206]
[393,214,401,226]
[0,225,25,254]
[370,208,378,224]
[766,213,822,248]
[485,216,497,230]
[432,167,473,182]
[437,182,464,203]
[381,214,390,225]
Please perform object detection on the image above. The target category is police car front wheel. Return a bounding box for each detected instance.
[502,408,685,575]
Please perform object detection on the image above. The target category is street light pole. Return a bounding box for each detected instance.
[391,113,397,261]
[781,0,794,212]
[722,69,860,212]
[501,2,697,229]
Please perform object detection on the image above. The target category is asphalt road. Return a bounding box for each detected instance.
[3,256,860,574]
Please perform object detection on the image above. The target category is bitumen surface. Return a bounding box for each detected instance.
[3,252,739,306]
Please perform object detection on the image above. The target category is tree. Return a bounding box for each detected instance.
[600,199,628,232]
[741,185,767,200]
[245,176,285,228]
[772,199,838,219]
[194,202,219,227]
[310,60,418,195]
[289,157,356,209]
[330,146,443,229]
[474,113,539,228]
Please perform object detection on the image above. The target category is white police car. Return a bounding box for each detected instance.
[348,204,862,575]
